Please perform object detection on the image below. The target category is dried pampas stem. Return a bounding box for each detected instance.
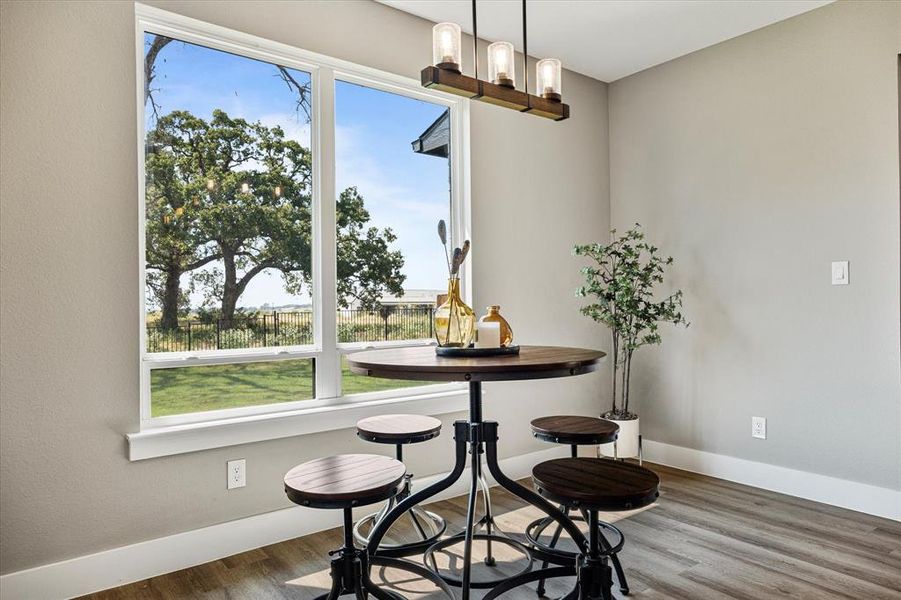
[450,247,463,276]
[460,240,470,264]
[438,219,451,275]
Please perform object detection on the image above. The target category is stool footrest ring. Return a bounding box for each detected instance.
[370,555,455,599]
[526,514,625,557]
[423,533,534,589]
[481,565,577,600]
[355,507,446,551]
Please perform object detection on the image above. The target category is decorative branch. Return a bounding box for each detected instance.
[276,66,312,123]
[144,35,173,121]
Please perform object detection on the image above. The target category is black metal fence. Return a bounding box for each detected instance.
[146,306,435,353]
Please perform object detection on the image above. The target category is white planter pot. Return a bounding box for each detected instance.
[599,417,640,459]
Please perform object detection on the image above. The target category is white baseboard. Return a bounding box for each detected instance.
[0,445,568,600]
[642,439,901,521]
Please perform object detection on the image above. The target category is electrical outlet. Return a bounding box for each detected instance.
[752,417,767,440]
[227,459,246,489]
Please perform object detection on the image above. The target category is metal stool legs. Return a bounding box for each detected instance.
[582,510,616,600]
[529,505,630,597]
[354,443,446,552]
[315,508,405,600]
[528,445,630,597]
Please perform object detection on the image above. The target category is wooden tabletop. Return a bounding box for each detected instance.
[346,345,606,383]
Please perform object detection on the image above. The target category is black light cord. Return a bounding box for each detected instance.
[472,0,478,80]
[522,0,528,94]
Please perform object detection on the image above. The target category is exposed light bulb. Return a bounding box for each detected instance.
[206,179,215,191]
[536,58,562,101]
[441,30,454,62]
[432,23,462,71]
[488,42,515,88]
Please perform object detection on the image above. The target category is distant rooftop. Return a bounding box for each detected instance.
[378,288,443,305]
[411,109,449,158]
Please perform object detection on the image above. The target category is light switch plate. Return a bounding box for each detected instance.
[831,261,849,285]
[752,416,767,440]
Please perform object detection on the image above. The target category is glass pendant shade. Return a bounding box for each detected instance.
[536,58,562,101]
[487,41,515,88]
[432,22,462,72]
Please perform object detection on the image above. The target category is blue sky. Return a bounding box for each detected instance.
[144,34,450,310]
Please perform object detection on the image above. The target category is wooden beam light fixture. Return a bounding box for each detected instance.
[423,0,570,121]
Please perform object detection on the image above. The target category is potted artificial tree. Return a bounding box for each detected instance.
[574,225,688,459]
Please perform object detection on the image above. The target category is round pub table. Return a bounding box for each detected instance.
[346,345,606,600]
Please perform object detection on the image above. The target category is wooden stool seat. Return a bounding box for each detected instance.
[532,458,659,511]
[284,454,405,509]
[356,413,442,444]
[531,415,619,446]
[353,414,446,550]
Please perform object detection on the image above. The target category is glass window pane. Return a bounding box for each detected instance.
[337,306,435,344]
[150,359,315,417]
[340,356,430,396]
[334,80,451,344]
[143,33,314,356]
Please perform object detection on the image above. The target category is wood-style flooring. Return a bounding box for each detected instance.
[80,463,901,599]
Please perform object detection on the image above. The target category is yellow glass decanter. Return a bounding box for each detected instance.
[478,305,514,347]
[434,278,475,347]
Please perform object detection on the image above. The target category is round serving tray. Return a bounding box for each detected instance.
[435,344,520,358]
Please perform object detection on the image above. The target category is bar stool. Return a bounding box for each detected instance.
[483,459,659,600]
[284,454,452,600]
[354,414,446,552]
[527,415,631,596]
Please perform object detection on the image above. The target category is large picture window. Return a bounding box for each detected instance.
[138,12,468,427]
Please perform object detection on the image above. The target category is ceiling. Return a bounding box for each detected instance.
[379,0,833,82]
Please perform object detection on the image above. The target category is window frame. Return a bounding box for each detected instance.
[135,4,471,431]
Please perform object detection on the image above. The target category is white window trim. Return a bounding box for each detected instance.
[127,387,472,461]
[131,4,471,458]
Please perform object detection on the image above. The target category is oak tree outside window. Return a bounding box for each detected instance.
[138,16,468,428]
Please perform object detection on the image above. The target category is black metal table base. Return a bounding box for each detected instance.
[367,381,617,600]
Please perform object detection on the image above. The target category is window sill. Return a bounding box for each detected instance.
[126,386,469,461]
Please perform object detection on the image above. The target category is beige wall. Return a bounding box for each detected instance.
[609,0,901,490]
[0,0,610,574]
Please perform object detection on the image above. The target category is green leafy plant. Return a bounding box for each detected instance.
[574,224,688,419]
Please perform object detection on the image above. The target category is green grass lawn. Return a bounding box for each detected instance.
[151,357,429,417]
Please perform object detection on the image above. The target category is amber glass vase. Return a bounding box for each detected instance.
[479,305,514,347]
[434,278,475,347]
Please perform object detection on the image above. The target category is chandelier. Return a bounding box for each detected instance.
[422,0,569,121]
